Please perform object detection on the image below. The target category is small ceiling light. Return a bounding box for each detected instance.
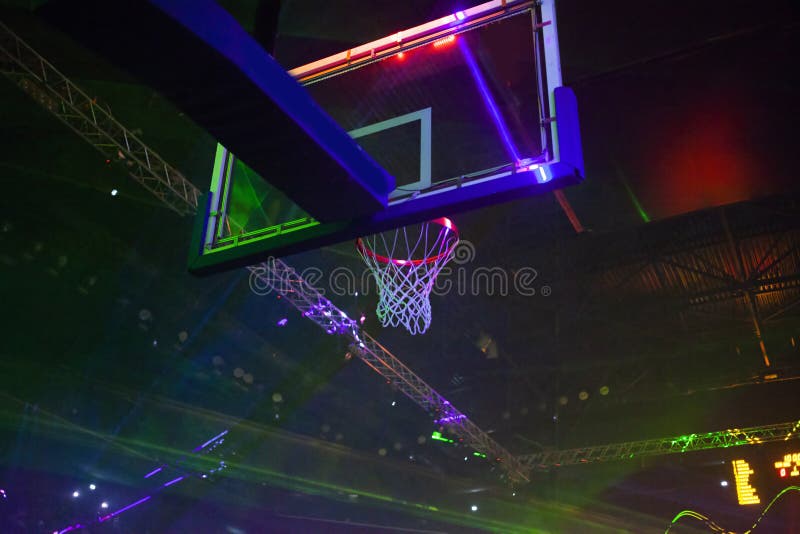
[470,505,478,512]
[455,11,466,20]
[100,502,109,509]
[599,386,610,396]
[111,189,118,196]
[72,491,80,498]
[89,484,96,491]
[578,390,589,401]
[391,401,396,406]
[720,480,728,487]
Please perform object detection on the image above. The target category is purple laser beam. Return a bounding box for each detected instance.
[99,496,151,522]
[57,429,231,532]
[459,40,520,162]
[162,476,185,488]
[193,429,229,452]
[143,466,164,479]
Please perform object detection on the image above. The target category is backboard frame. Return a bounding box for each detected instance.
[349,107,433,199]
[189,0,584,275]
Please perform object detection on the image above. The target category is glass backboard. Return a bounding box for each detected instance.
[190,0,583,274]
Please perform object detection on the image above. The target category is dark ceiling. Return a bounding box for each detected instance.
[1,0,799,532]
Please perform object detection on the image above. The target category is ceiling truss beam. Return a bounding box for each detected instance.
[519,420,800,470]
[0,21,200,216]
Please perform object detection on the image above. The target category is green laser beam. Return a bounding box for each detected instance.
[615,166,650,222]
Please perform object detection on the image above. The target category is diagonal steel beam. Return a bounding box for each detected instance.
[720,208,771,367]
[752,239,800,281]
[0,21,200,216]
[247,260,531,484]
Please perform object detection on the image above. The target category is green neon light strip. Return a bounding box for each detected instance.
[203,145,321,256]
[473,451,487,458]
[204,217,321,254]
[217,148,236,239]
[204,144,227,247]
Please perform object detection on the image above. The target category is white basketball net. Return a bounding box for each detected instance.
[358,218,459,335]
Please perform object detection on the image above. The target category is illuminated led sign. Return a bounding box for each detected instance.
[731,450,800,506]
[732,459,760,505]
[774,451,800,478]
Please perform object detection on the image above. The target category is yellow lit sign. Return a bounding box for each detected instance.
[732,459,760,505]
[774,451,800,479]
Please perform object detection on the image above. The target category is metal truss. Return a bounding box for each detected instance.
[687,273,800,307]
[0,21,200,216]
[247,260,530,484]
[519,420,800,471]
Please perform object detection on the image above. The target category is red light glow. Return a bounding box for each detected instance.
[780,468,787,477]
[638,89,765,220]
[397,52,405,60]
[433,35,456,48]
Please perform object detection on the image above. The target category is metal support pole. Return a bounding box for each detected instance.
[720,208,771,367]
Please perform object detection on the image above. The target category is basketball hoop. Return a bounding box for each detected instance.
[357,218,459,335]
